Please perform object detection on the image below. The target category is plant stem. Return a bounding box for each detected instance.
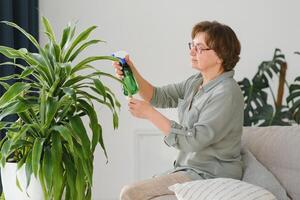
[276,62,287,108]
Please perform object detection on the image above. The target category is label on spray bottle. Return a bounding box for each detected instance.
[112,51,139,97]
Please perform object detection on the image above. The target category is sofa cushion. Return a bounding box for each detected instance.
[242,148,289,199]
[168,178,276,200]
[242,126,300,200]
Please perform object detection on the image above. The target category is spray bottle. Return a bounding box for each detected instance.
[112,51,139,97]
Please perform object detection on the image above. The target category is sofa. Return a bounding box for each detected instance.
[152,126,300,200]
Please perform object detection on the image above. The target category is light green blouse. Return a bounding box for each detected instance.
[150,70,244,180]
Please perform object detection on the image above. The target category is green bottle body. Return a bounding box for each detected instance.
[121,61,139,96]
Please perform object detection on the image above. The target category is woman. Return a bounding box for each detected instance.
[113,20,244,200]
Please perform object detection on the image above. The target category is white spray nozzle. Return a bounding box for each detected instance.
[112,50,128,59]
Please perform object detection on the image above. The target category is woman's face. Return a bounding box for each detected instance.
[189,32,222,72]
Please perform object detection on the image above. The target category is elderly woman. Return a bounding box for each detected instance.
[113,20,244,200]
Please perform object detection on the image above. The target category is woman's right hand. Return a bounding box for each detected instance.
[112,55,135,79]
[112,59,124,79]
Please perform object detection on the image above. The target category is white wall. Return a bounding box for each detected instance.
[39,0,300,199]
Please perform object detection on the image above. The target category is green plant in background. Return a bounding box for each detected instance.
[286,51,300,124]
[238,48,300,126]
[0,17,122,200]
[238,49,290,126]
[0,193,4,200]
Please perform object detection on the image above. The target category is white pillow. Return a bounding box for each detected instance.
[168,178,277,200]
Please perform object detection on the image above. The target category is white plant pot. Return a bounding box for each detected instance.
[1,162,43,200]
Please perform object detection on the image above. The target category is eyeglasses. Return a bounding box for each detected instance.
[188,42,211,54]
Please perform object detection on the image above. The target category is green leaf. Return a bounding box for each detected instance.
[51,133,63,200]
[62,87,76,98]
[287,80,300,123]
[1,21,40,50]
[0,74,19,81]
[40,87,46,125]
[0,100,31,121]
[93,79,107,101]
[287,91,300,103]
[113,111,119,129]
[1,140,11,166]
[0,61,26,70]
[48,76,61,97]
[42,16,56,43]
[53,43,62,62]
[17,153,27,170]
[106,92,115,110]
[39,164,50,200]
[46,41,58,68]
[105,86,121,109]
[238,78,268,126]
[12,125,30,142]
[44,96,59,129]
[56,95,73,121]
[0,82,30,109]
[52,125,74,153]
[69,116,91,159]
[60,23,76,51]
[0,81,10,90]
[32,138,45,177]
[251,105,291,126]
[75,159,84,200]
[63,26,97,62]
[77,99,105,155]
[63,75,87,87]
[20,67,34,78]
[25,151,33,189]
[29,52,54,84]
[16,176,23,192]
[289,84,300,92]
[79,153,92,186]
[71,56,118,74]
[63,151,76,199]
[69,39,103,62]
[290,100,300,117]
[73,140,93,198]
[77,89,112,111]
[85,187,92,200]
[9,141,32,165]
[18,111,34,124]
[0,122,11,131]
[60,24,71,49]
[42,147,53,192]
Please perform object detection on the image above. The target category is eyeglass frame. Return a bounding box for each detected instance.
[188,42,211,54]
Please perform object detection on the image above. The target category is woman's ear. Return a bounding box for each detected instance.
[216,56,223,65]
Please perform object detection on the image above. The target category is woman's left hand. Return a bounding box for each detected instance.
[128,98,154,119]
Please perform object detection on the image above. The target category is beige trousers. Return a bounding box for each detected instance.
[120,171,192,200]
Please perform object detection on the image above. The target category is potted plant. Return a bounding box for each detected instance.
[238,49,293,126]
[0,17,122,200]
[286,51,300,124]
[238,48,300,126]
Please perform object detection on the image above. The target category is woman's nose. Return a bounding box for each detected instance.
[189,48,196,56]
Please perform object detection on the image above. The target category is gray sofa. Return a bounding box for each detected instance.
[153,126,300,200]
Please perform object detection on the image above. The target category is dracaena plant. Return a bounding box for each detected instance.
[0,17,122,200]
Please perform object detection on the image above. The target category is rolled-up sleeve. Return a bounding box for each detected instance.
[164,91,236,152]
[150,74,198,108]
[150,84,184,108]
